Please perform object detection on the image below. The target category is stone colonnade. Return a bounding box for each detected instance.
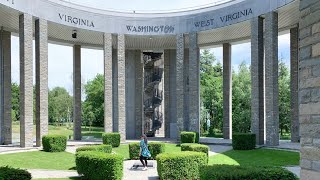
[0,11,300,147]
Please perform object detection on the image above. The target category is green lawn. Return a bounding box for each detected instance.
[0,151,75,170]
[12,124,104,139]
[209,149,300,167]
[34,177,81,180]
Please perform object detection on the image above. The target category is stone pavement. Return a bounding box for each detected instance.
[284,166,300,178]
[0,141,301,179]
[28,169,79,179]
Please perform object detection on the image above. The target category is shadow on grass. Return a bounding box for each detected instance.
[69,166,77,170]
[81,132,103,138]
[209,149,300,167]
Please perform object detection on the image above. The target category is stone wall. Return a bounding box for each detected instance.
[299,0,320,179]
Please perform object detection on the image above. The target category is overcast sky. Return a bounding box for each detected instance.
[65,0,230,12]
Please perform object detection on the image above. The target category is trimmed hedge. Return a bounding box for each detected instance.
[129,142,165,160]
[76,144,112,153]
[232,133,256,150]
[0,166,32,180]
[194,131,200,143]
[181,143,209,156]
[102,133,121,147]
[180,131,196,143]
[76,151,123,180]
[157,151,207,180]
[200,165,298,180]
[42,135,67,152]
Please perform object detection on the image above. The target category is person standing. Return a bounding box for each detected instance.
[139,134,151,171]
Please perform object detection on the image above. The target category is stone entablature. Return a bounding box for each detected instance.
[0,0,294,35]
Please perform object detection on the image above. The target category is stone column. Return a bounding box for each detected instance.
[164,50,172,138]
[290,27,299,143]
[223,43,232,139]
[183,49,189,130]
[112,49,118,132]
[118,34,126,142]
[35,19,48,147]
[0,30,12,145]
[135,51,143,138]
[299,1,320,178]
[73,45,82,140]
[189,32,200,133]
[265,11,279,146]
[104,33,113,133]
[251,16,265,145]
[176,34,185,138]
[19,14,33,148]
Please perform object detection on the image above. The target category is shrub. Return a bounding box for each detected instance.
[157,151,207,180]
[180,131,196,143]
[0,166,32,180]
[181,143,209,156]
[232,133,256,150]
[129,142,165,160]
[76,144,112,153]
[42,135,67,152]
[76,151,123,180]
[194,131,200,143]
[102,133,120,147]
[200,165,298,180]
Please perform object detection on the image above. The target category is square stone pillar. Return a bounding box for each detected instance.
[117,34,126,142]
[73,45,82,140]
[164,50,170,138]
[223,43,232,139]
[299,1,320,178]
[0,30,12,145]
[104,33,113,133]
[176,34,185,138]
[188,32,200,133]
[265,11,279,146]
[135,51,143,138]
[19,14,34,147]
[183,48,189,130]
[35,19,48,147]
[251,16,265,145]
[112,49,118,132]
[290,27,299,143]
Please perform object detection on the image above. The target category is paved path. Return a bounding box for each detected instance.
[28,169,79,179]
[1,142,301,179]
[284,166,301,178]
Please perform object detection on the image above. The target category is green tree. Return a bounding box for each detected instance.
[279,60,290,135]
[83,74,104,127]
[232,62,251,133]
[48,87,73,125]
[11,83,20,122]
[200,49,223,135]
